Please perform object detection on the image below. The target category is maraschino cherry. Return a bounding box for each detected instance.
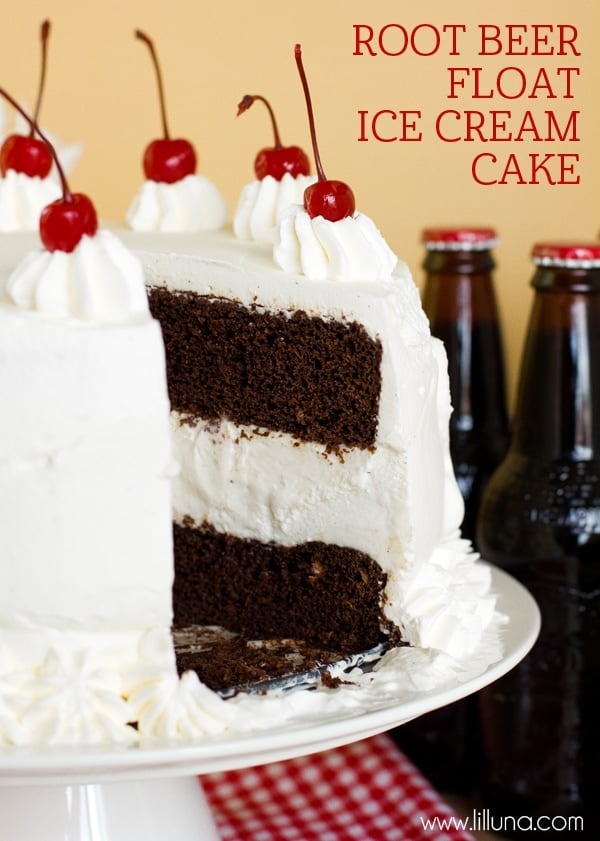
[135,29,197,184]
[294,44,355,222]
[237,94,310,181]
[0,88,97,252]
[0,20,53,179]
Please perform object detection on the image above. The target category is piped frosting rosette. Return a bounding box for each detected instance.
[0,169,61,232]
[0,630,239,747]
[234,171,316,243]
[124,629,238,743]
[0,102,83,232]
[4,229,150,323]
[8,105,83,179]
[126,173,228,232]
[274,204,398,281]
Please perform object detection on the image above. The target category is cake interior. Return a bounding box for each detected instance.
[149,285,401,692]
[149,287,382,450]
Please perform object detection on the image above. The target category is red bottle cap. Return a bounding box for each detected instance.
[422,227,498,251]
[532,242,600,268]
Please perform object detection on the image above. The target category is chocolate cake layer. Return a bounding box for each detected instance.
[149,288,382,449]
[173,523,399,653]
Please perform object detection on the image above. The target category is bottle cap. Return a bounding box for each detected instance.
[422,227,498,251]
[532,242,600,268]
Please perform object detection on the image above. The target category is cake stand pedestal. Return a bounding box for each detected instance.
[0,776,218,841]
[0,567,539,841]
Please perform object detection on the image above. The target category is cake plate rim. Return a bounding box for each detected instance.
[0,565,539,785]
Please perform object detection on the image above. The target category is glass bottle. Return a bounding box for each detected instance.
[394,228,510,793]
[477,242,600,834]
[421,227,510,545]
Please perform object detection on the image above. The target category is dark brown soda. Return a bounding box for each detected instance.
[477,248,600,835]
[394,232,509,794]
[422,245,510,545]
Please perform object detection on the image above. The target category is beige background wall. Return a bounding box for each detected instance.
[1,0,598,407]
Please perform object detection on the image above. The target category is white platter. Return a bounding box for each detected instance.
[0,566,539,841]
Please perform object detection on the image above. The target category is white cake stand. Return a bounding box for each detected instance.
[0,567,539,841]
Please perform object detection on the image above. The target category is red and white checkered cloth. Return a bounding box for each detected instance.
[202,732,476,840]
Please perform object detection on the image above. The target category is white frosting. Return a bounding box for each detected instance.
[0,303,174,634]
[0,232,183,746]
[15,649,137,747]
[5,230,150,322]
[126,174,228,232]
[233,172,316,243]
[0,169,61,232]
[0,610,506,749]
[274,205,398,281]
[124,628,237,742]
[8,104,83,179]
[128,669,237,741]
[0,103,83,232]
[0,625,244,747]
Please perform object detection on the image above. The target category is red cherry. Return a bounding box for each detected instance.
[237,94,310,181]
[0,87,98,253]
[143,137,197,184]
[254,145,309,181]
[304,180,356,223]
[0,134,52,178]
[0,20,53,179]
[294,44,355,222]
[40,193,98,253]
[135,30,197,184]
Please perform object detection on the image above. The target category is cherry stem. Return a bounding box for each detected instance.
[0,86,71,201]
[237,94,283,149]
[30,19,51,135]
[135,29,170,140]
[294,44,326,183]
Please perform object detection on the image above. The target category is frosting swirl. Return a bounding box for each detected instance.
[16,649,137,746]
[126,174,228,232]
[0,169,61,232]
[0,674,28,746]
[125,629,237,741]
[234,172,316,243]
[4,229,150,323]
[0,104,83,232]
[127,669,237,742]
[8,105,83,179]
[395,540,497,659]
[274,205,398,281]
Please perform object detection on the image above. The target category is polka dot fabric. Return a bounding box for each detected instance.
[202,732,475,840]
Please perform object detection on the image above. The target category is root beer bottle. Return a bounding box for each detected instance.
[394,228,510,793]
[421,227,510,545]
[477,242,600,834]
